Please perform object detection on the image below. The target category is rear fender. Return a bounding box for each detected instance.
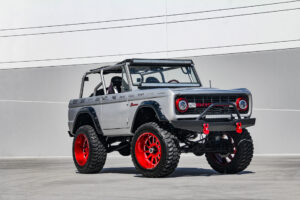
[72,107,103,135]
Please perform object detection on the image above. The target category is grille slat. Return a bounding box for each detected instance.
[177,94,249,115]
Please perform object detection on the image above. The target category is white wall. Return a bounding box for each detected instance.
[0,0,299,68]
[193,49,300,154]
[0,48,299,156]
[0,1,299,156]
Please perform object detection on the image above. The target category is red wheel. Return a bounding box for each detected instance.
[135,132,161,169]
[72,125,107,173]
[131,122,180,177]
[74,133,90,166]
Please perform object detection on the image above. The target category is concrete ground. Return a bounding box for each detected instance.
[0,155,299,200]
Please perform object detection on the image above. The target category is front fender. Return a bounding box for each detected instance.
[137,101,168,121]
[130,101,168,133]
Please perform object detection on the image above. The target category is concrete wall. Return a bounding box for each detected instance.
[0,48,299,156]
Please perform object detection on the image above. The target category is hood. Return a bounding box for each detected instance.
[169,87,251,95]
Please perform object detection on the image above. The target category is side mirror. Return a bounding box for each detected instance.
[84,76,89,82]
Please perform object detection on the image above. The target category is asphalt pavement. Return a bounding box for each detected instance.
[0,155,299,200]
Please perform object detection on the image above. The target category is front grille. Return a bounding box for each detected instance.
[176,94,249,115]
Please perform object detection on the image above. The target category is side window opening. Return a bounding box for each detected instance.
[82,73,103,98]
[103,66,129,95]
[81,66,130,98]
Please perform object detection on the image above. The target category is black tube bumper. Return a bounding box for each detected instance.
[171,118,256,132]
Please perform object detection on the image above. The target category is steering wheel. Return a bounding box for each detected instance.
[168,79,179,83]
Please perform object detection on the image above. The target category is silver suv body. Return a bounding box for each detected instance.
[68,59,255,177]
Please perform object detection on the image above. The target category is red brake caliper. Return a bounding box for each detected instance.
[236,122,242,134]
[203,123,209,135]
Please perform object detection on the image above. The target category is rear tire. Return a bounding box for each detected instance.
[72,125,107,173]
[205,129,253,174]
[131,122,180,177]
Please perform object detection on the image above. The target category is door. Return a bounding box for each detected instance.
[100,65,130,135]
[100,93,129,129]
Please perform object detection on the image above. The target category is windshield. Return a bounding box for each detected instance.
[129,66,200,86]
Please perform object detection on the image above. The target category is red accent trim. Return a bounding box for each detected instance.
[175,98,189,113]
[135,132,161,169]
[236,97,248,111]
[130,103,138,107]
[196,103,229,108]
[203,123,210,135]
[74,134,89,166]
[236,122,242,134]
[196,103,212,107]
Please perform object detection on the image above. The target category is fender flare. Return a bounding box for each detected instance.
[72,107,103,135]
[131,101,168,132]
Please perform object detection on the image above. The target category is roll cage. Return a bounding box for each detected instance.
[79,59,201,98]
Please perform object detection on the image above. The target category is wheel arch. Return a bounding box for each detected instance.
[72,107,103,136]
[131,101,168,133]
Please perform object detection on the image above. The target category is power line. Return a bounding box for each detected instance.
[0,0,299,32]
[167,0,300,17]
[170,7,300,25]
[0,15,164,32]
[0,7,299,38]
[0,38,299,64]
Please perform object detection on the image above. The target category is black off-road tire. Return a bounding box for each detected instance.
[72,125,107,173]
[131,122,180,177]
[205,129,254,174]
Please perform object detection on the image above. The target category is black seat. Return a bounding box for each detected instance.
[108,76,122,94]
[145,77,160,83]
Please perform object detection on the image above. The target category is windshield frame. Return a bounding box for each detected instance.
[128,64,202,87]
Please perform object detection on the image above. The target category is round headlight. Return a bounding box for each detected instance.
[176,98,189,113]
[236,98,248,111]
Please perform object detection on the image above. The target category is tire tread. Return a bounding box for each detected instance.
[73,125,107,174]
[205,129,253,174]
[131,122,180,177]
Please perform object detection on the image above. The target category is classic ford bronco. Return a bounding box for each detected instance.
[68,59,255,177]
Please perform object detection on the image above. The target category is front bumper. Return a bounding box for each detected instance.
[171,118,256,132]
[171,102,256,133]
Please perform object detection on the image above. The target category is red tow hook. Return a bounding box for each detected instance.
[236,122,242,134]
[203,123,210,135]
